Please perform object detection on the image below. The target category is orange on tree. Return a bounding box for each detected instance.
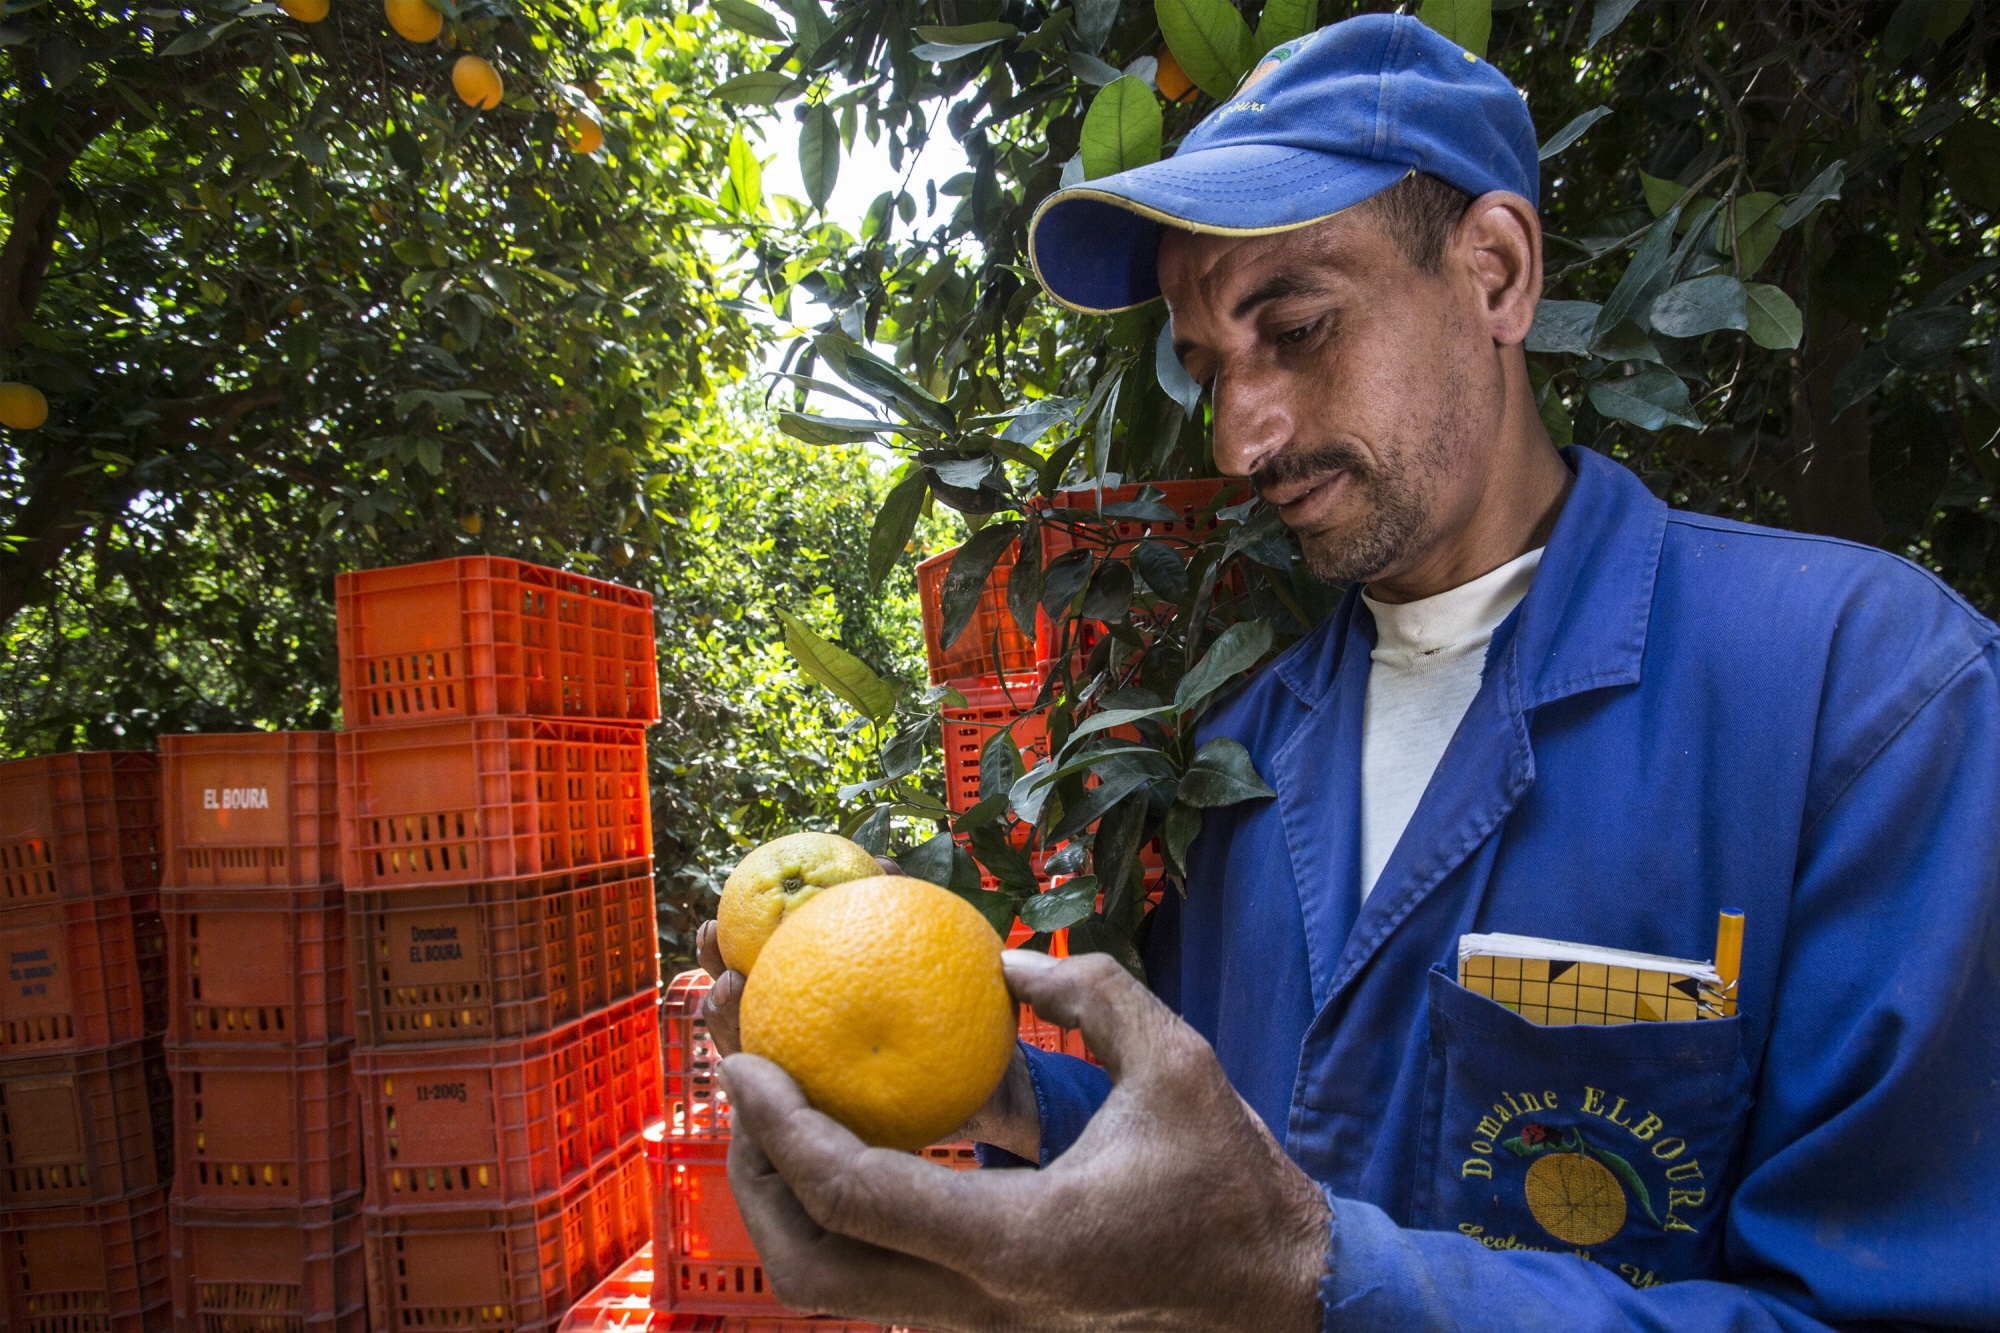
[384,0,442,43]
[280,0,329,21]
[453,55,503,109]
[1156,46,1198,104]
[717,830,880,975]
[739,875,1016,1151]
[0,382,48,430]
[560,109,603,154]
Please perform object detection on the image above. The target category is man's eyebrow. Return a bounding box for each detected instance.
[1229,271,1329,320]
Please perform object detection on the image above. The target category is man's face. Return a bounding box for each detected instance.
[1159,206,1510,586]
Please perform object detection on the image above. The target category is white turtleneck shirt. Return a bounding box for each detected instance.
[1358,547,1543,900]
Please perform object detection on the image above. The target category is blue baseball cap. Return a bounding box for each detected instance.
[1028,13,1540,314]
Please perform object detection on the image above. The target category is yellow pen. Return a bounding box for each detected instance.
[1714,909,1745,1018]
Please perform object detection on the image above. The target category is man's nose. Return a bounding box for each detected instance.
[1209,367,1295,479]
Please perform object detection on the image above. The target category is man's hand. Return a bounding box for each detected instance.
[718,951,1332,1333]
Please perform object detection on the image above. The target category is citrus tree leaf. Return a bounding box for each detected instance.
[799,103,839,210]
[1539,105,1611,161]
[1174,617,1273,715]
[865,466,928,591]
[1253,0,1316,56]
[777,412,889,444]
[776,608,897,722]
[1176,736,1276,807]
[1020,875,1097,932]
[720,129,764,216]
[1587,366,1700,431]
[1830,344,1893,417]
[1744,283,1803,350]
[1587,0,1643,48]
[713,70,793,105]
[1719,192,1783,279]
[912,21,1018,42]
[1648,274,1748,338]
[1886,306,1972,371]
[1418,0,1491,58]
[1155,319,1203,415]
[1777,161,1843,229]
[939,520,1023,651]
[1156,0,1255,100]
[1080,76,1162,180]
[712,0,788,42]
[1525,299,1601,355]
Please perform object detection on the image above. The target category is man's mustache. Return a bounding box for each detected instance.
[1251,441,1372,502]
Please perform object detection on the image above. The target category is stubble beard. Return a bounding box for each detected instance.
[1254,438,1445,586]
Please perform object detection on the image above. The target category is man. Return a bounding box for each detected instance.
[698,13,2000,1330]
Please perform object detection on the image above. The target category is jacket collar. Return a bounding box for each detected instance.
[1273,445,1666,714]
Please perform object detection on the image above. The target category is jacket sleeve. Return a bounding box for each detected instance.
[1318,644,2000,1332]
[972,1043,1112,1168]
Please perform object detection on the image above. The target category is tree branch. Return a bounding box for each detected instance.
[0,100,121,352]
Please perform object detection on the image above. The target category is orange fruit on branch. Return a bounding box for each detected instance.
[281,0,330,21]
[384,0,442,43]
[739,875,1016,1151]
[452,54,504,109]
[1156,46,1198,104]
[0,383,48,430]
[718,831,881,975]
[560,109,604,154]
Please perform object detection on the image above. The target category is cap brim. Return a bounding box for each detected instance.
[1028,145,1411,315]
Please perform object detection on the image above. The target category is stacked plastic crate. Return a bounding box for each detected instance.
[158,731,365,1333]
[928,479,1243,1054]
[0,751,173,1333]
[334,556,663,1333]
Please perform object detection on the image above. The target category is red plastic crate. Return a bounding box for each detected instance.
[336,719,652,891]
[164,884,348,1047]
[1,891,165,1055]
[0,1036,173,1207]
[348,860,657,1046]
[0,752,160,910]
[362,1140,650,1333]
[560,1242,900,1333]
[167,1042,360,1208]
[353,988,660,1210]
[169,1195,366,1333]
[939,676,1048,816]
[337,556,659,730]
[1035,478,1252,674]
[1,1187,170,1333]
[160,733,340,890]
[915,547,1037,686]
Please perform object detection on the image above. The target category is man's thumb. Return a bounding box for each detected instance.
[1001,950,1176,1083]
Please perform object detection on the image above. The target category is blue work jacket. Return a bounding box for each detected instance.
[1011,446,2000,1330]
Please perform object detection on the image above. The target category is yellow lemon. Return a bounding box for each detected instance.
[740,875,1016,1151]
[452,55,503,109]
[717,831,881,975]
[384,0,442,42]
[0,383,49,430]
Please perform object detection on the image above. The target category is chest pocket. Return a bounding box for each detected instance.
[1412,969,1752,1291]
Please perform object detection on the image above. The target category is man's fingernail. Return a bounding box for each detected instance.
[1002,949,1059,973]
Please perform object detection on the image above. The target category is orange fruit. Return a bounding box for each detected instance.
[1156,46,1198,104]
[453,55,503,109]
[0,383,49,430]
[281,0,330,20]
[1525,1151,1627,1246]
[384,0,442,42]
[740,875,1016,1151]
[560,110,604,154]
[718,831,881,975]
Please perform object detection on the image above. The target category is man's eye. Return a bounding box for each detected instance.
[1276,320,1318,346]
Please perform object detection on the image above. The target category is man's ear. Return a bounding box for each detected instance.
[1457,191,1541,347]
